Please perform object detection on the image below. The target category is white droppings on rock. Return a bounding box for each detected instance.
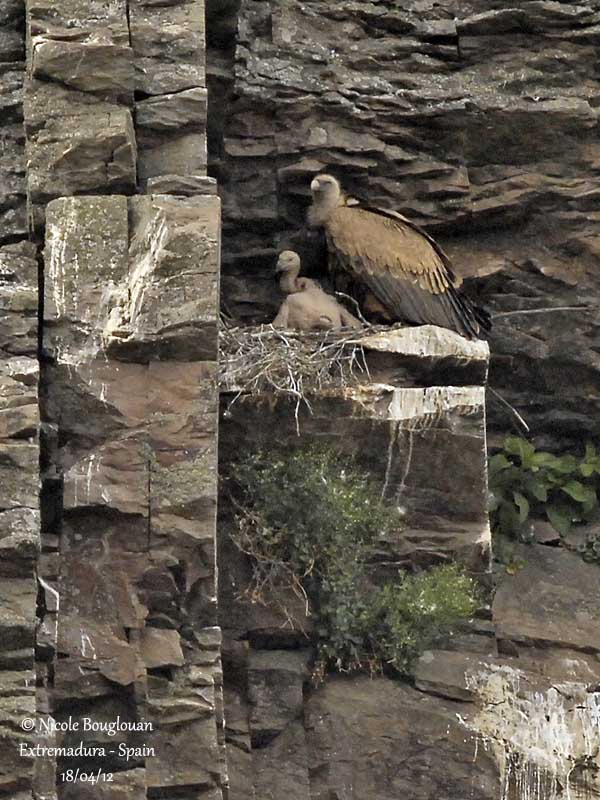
[387,385,486,423]
[462,664,600,800]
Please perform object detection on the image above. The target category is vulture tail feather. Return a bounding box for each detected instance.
[444,286,481,339]
[446,285,491,338]
[473,303,492,333]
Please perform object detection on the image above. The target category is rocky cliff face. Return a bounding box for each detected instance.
[2,2,600,799]
[1,1,225,798]
[0,3,40,797]
[207,0,600,448]
[208,4,600,799]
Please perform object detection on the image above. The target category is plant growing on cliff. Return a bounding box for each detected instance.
[489,438,600,540]
[367,565,478,674]
[228,446,478,678]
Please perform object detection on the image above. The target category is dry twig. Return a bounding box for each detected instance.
[219,322,374,416]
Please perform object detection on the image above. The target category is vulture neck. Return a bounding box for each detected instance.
[279,269,302,294]
[308,190,345,227]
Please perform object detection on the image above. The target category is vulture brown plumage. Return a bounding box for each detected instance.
[307,174,491,339]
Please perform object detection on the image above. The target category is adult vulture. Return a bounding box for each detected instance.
[307,174,491,339]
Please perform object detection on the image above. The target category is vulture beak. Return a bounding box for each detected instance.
[274,257,286,274]
[310,177,321,193]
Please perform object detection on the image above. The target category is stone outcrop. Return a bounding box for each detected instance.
[209,4,600,799]
[0,6,39,796]
[42,193,222,792]
[219,323,494,797]
[220,325,491,568]
[221,536,600,798]
[207,0,600,448]
[412,545,600,799]
[0,0,27,243]
[6,0,225,798]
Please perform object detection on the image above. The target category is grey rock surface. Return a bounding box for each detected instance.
[147,174,218,196]
[21,0,225,796]
[0,12,39,796]
[32,40,134,103]
[27,111,137,204]
[129,0,206,95]
[0,67,26,242]
[208,0,600,445]
[248,650,309,743]
[493,544,600,651]
[2,0,599,798]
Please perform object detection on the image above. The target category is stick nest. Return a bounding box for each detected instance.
[219,322,375,405]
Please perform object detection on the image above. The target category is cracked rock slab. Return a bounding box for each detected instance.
[32,40,134,104]
[493,544,600,652]
[129,0,206,95]
[27,0,130,45]
[247,650,310,743]
[27,111,136,204]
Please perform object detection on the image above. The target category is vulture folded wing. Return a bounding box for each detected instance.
[326,205,485,337]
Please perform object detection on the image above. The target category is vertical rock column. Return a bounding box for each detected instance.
[128,2,225,794]
[24,0,136,232]
[25,0,223,797]
[129,0,208,190]
[0,232,40,800]
[0,2,40,797]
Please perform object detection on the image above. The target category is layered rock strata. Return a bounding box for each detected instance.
[0,4,39,796]
[209,4,600,798]
[21,0,225,797]
[207,0,600,448]
[220,325,491,567]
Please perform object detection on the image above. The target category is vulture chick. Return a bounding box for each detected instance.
[307,174,491,339]
[271,250,361,331]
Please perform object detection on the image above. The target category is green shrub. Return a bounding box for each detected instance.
[368,565,478,674]
[489,438,600,540]
[228,446,479,678]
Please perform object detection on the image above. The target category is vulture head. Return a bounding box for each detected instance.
[308,174,343,226]
[275,250,301,276]
[275,250,304,294]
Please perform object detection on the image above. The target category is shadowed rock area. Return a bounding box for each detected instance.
[207,0,600,448]
[208,4,600,799]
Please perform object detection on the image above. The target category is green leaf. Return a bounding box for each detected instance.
[523,475,548,502]
[547,455,579,474]
[489,454,513,474]
[560,481,597,505]
[512,491,530,523]
[504,437,535,467]
[580,463,595,478]
[546,504,573,537]
[531,451,560,468]
[489,465,522,492]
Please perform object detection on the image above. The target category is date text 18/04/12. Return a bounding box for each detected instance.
[61,769,113,784]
